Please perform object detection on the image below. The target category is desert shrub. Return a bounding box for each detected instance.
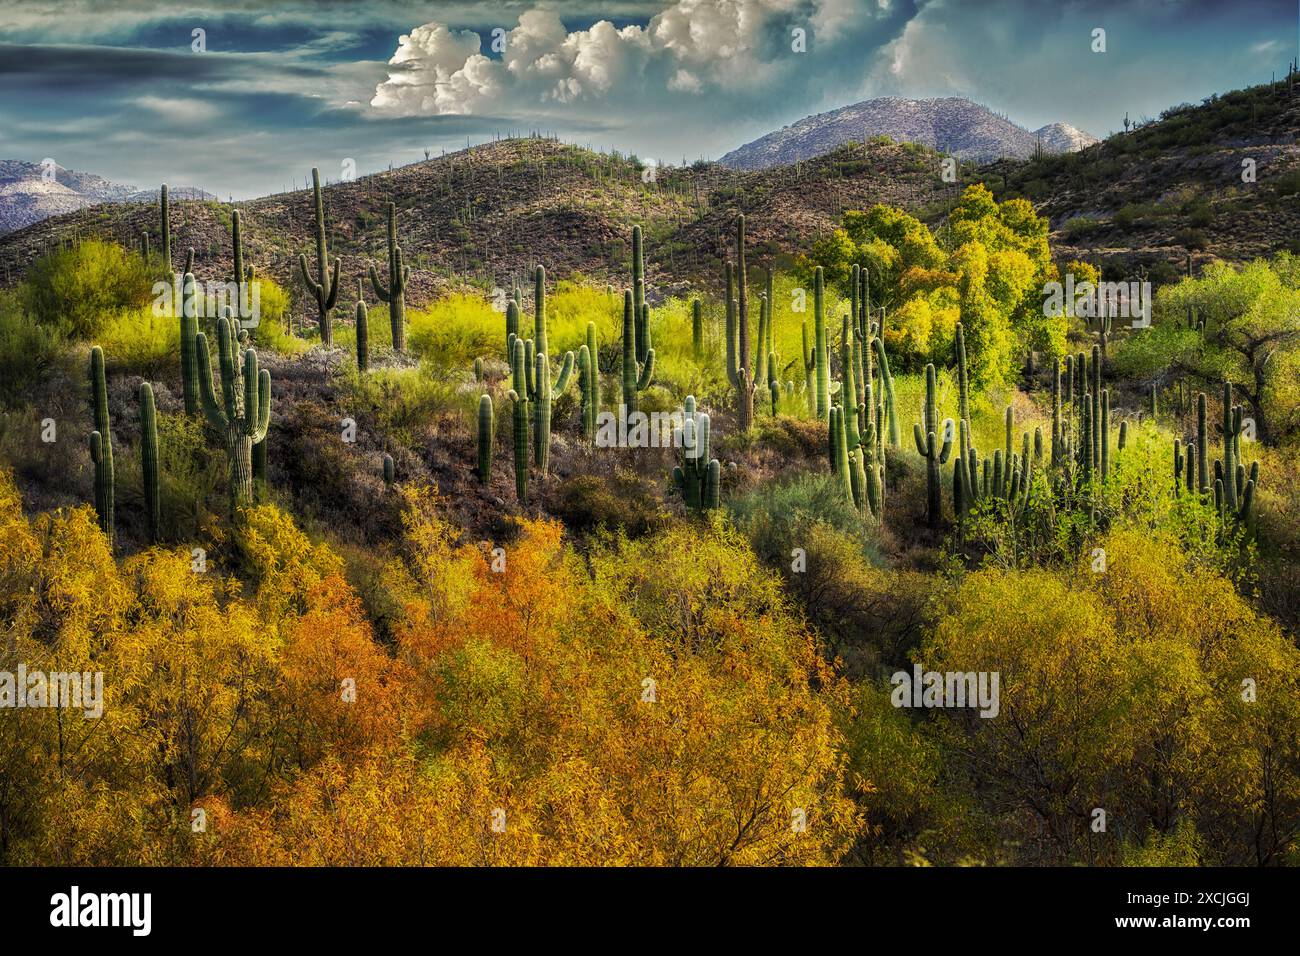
[731,471,883,567]
[0,296,65,405]
[915,530,1300,865]
[548,471,672,537]
[20,239,152,338]
[96,306,179,377]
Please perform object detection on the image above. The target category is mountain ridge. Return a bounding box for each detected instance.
[720,96,1098,169]
[0,159,214,235]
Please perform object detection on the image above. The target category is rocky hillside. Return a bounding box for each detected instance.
[0,137,948,306]
[977,79,1300,278]
[719,97,1097,169]
[0,159,213,235]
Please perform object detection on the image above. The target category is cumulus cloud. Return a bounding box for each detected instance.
[370,0,920,144]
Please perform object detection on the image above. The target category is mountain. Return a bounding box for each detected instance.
[0,160,214,235]
[719,97,1098,169]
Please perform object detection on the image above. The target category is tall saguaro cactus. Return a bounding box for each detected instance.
[530,350,574,475]
[914,363,954,527]
[159,184,172,276]
[812,267,830,419]
[231,209,255,318]
[368,200,409,352]
[631,225,652,364]
[621,289,655,414]
[507,338,529,504]
[578,321,599,441]
[196,315,271,511]
[179,271,200,415]
[88,345,114,544]
[139,382,160,542]
[298,167,340,347]
[955,322,970,456]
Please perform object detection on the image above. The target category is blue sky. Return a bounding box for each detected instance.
[0,0,1294,198]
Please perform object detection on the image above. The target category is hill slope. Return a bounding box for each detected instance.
[719,97,1097,169]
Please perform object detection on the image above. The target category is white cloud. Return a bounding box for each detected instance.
[369,0,887,119]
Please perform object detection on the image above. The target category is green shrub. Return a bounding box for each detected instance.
[20,239,152,338]
[0,296,65,405]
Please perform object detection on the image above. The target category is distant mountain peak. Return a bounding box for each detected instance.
[0,160,215,235]
[719,96,1098,170]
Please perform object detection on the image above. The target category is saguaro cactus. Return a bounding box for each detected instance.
[1196,391,1210,494]
[477,394,493,484]
[913,363,954,527]
[692,298,704,360]
[355,298,370,372]
[505,299,520,360]
[507,338,529,504]
[383,454,395,485]
[179,271,200,415]
[231,209,255,318]
[813,267,829,420]
[872,335,900,446]
[1050,357,1062,467]
[139,381,160,542]
[88,345,114,543]
[621,289,655,414]
[955,322,970,453]
[196,314,271,511]
[532,265,549,358]
[631,225,651,363]
[298,167,340,346]
[159,184,172,276]
[530,350,574,475]
[1221,382,1245,512]
[673,395,721,512]
[368,201,409,351]
[578,321,599,441]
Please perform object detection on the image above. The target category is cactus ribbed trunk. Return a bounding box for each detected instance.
[299,167,340,347]
[139,382,160,542]
[477,394,493,483]
[813,267,829,420]
[180,272,199,415]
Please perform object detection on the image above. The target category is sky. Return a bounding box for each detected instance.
[0,0,1295,199]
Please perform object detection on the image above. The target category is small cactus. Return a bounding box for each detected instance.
[355,299,369,373]
[672,396,721,512]
[382,453,395,485]
[691,298,703,360]
[477,394,493,484]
